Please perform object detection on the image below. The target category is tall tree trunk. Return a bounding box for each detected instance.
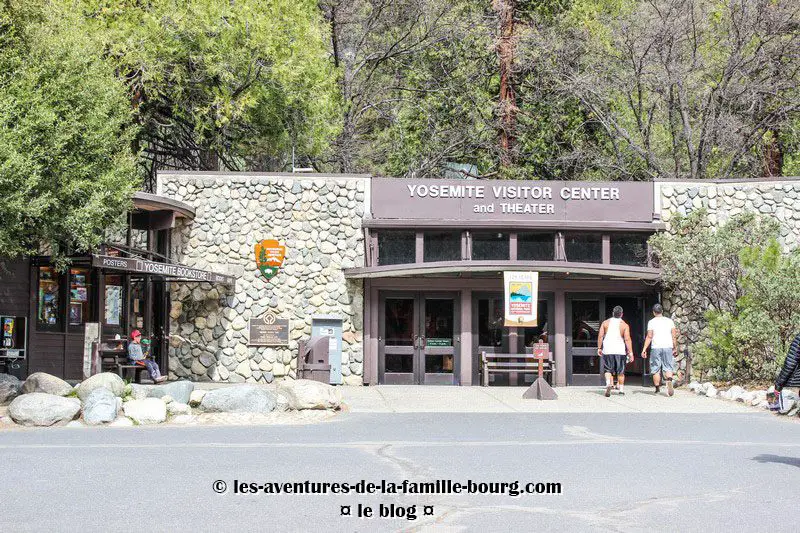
[494,0,517,168]
[763,128,783,177]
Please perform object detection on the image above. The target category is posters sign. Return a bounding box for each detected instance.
[255,239,286,280]
[503,271,539,327]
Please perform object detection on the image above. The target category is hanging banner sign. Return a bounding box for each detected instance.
[255,239,286,280]
[504,271,539,327]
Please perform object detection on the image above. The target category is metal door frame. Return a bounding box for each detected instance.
[378,291,460,385]
[566,294,605,386]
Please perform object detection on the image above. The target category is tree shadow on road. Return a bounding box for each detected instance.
[752,454,800,468]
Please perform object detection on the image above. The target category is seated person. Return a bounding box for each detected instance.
[128,329,166,383]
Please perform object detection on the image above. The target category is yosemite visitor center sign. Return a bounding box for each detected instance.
[370,178,654,222]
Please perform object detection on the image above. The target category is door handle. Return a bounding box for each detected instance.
[421,337,427,349]
[413,335,419,349]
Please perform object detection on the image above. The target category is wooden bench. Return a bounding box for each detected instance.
[481,351,554,387]
[116,363,148,384]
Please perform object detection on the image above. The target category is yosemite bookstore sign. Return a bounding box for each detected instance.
[92,255,236,285]
[370,178,654,222]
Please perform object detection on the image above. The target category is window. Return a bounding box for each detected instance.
[37,267,61,331]
[611,233,650,266]
[378,231,416,265]
[523,301,550,347]
[104,275,124,327]
[68,268,93,329]
[477,297,507,348]
[564,233,602,263]
[472,232,509,260]
[518,233,555,261]
[424,232,461,262]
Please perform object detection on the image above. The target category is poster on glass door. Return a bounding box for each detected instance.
[503,271,539,327]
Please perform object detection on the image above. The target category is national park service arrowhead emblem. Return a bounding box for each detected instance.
[255,239,285,280]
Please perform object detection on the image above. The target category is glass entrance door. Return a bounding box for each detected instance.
[568,298,603,385]
[379,292,459,384]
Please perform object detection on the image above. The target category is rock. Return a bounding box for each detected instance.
[738,392,755,403]
[274,391,290,412]
[277,379,342,410]
[705,386,717,398]
[8,393,81,426]
[779,392,797,415]
[83,388,118,425]
[688,381,702,393]
[109,416,134,427]
[161,395,174,404]
[170,414,194,424]
[77,372,125,401]
[130,383,150,400]
[21,372,73,396]
[701,382,714,393]
[123,398,167,424]
[0,381,20,404]
[146,380,194,404]
[727,386,745,401]
[199,385,277,413]
[189,389,207,407]
[0,373,20,385]
[167,402,191,416]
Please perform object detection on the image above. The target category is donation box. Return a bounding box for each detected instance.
[311,316,343,385]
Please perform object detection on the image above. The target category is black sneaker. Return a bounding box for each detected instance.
[655,386,661,394]
[605,385,612,397]
[619,391,626,396]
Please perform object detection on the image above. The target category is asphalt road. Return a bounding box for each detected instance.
[2,411,799,532]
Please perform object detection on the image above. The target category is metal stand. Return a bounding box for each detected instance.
[523,353,558,400]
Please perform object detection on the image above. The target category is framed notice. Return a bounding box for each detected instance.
[105,285,122,326]
[504,271,539,327]
[248,313,290,346]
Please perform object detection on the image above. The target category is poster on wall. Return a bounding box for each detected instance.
[82,322,100,378]
[105,285,122,325]
[503,271,539,327]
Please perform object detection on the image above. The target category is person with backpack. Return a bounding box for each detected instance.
[597,305,634,397]
[775,333,800,396]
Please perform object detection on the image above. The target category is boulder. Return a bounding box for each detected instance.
[738,391,755,403]
[688,381,702,393]
[0,381,20,404]
[167,402,191,416]
[277,379,342,410]
[199,385,276,413]
[727,386,745,401]
[109,416,134,427]
[21,372,73,396]
[77,373,125,401]
[123,398,167,424]
[705,386,718,398]
[129,383,150,400]
[83,388,118,425]
[275,391,290,412]
[8,393,81,426]
[189,389,207,407]
[147,381,194,404]
[0,373,20,385]
[701,382,714,394]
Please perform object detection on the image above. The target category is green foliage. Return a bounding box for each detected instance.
[696,240,800,381]
[0,1,138,263]
[653,211,799,382]
[73,0,341,180]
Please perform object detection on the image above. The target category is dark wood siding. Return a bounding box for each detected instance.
[0,258,31,375]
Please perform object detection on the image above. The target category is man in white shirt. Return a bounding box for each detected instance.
[641,304,679,396]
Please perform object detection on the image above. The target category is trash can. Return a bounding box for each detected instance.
[311,316,343,385]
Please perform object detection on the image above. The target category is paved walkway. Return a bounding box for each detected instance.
[340,385,762,414]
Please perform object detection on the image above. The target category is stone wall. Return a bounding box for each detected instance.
[657,180,800,379]
[158,173,368,385]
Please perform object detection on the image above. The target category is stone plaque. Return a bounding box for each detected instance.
[248,312,289,346]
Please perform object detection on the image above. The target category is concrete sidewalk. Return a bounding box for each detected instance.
[340,385,763,414]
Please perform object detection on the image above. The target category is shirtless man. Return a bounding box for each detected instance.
[597,305,634,397]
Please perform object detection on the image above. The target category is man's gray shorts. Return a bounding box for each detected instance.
[650,347,675,374]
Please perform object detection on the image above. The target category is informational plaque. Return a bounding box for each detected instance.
[248,312,289,346]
